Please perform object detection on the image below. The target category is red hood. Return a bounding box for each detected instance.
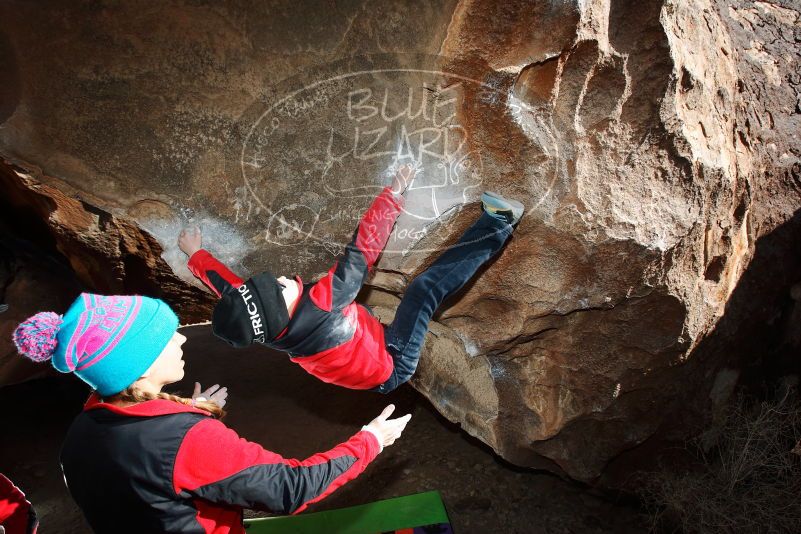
[83,392,212,417]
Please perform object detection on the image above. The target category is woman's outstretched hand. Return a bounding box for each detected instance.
[178,227,202,258]
[192,382,228,408]
[362,404,412,450]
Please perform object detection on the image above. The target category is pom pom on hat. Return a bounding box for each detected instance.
[13,312,63,362]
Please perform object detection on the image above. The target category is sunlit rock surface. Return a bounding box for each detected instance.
[1,0,799,482]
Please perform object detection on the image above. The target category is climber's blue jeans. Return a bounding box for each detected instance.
[373,211,514,394]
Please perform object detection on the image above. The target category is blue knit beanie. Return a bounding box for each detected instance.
[12,293,179,396]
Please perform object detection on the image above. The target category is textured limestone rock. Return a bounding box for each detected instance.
[0,211,84,387]
[0,159,216,385]
[407,0,801,482]
[0,0,799,481]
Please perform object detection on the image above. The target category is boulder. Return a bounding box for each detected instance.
[0,0,799,481]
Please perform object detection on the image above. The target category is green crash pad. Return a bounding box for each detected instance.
[243,491,451,534]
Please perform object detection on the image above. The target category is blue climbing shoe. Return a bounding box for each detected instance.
[481,191,524,225]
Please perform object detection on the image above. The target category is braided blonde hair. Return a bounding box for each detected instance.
[105,387,225,419]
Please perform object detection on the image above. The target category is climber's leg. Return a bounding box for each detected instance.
[372,209,515,393]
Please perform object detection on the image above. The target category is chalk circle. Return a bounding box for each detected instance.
[234,54,555,255]
[265,204,319,246]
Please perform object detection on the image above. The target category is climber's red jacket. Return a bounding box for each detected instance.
[60,393,380,534]
[188,186,404,390]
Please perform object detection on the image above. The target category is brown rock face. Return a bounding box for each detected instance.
[0,159,215,385]
[1,0,799,482]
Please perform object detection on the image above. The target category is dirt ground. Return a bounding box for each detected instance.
[1,325,649,533]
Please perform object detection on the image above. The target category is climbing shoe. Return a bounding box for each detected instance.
[481,191,524,225]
